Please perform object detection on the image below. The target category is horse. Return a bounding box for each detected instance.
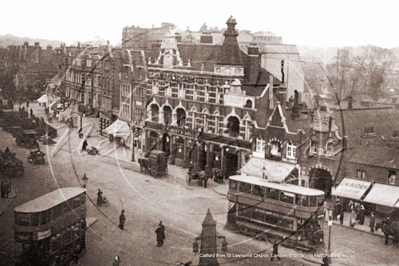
[197,172,211,188]
[379,219,399,245]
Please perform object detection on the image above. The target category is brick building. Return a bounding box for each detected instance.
[143,17,282,177]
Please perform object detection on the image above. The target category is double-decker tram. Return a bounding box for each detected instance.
[13,187,87,266]
[227,175,325,251]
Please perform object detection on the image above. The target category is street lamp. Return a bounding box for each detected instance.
[81,173,89,188]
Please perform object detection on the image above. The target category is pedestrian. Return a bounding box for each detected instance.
[339,206,344,225]
[97,189,103,207]
[358,204,365,225]
[370,212,375,234]
[350,209,356,227]
[321,256,329,266]
[333,201,340,220]
[112,256,121,266]
[270,240,281,261]
[26,100,29,108]
[5,147,10,153]
[155,221,165,247]
[82,139,88,151]
[1,180,4,198]
[119,210,126,230]
[3,181,9,198]
[30,108,33,117]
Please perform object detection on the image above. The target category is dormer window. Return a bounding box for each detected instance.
[244,99,252,108]
[256,138,265,153]
[86,59,92,67]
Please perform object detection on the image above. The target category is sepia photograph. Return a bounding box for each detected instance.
[0,1,398,265]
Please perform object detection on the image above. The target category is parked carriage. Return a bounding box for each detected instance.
[0,152,24,177]
[28,150,46,164]
[14,129,39,149]
[138,150,169,177]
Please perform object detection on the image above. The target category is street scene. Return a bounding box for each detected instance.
[2,2,399,266]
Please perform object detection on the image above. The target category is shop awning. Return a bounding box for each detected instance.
[37,94,48,103]
[103,120,130,138]
[238,157,296,182]
[363,183,399,207]
[331,178,372,200]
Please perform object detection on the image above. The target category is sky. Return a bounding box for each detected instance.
[1,0,398,49]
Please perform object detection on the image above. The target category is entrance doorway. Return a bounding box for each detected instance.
[309,168,332,197]
[226,152,238,177]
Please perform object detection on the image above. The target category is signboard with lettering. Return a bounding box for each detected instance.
[332,178,372,200]
[168,127,194,137]
[239,157,295,182]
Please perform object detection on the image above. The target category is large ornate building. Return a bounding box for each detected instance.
[143,17,282,177]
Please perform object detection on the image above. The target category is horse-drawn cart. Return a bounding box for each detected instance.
[27,150,45,164]
[0,153,24,177]
[14,130,39,149]
[138,150,169,177]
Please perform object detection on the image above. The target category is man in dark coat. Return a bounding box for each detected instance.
[270,240,281,261]
[82,139,88,151]
[3,181,9,198]
[339,206,344,225]
[156,221,165,247]
[97,189,103,207]
[5,147,9,153]
[30,108,33,117]
[370,212,375,233]
[358,204,365,225]
[119,210,126,230]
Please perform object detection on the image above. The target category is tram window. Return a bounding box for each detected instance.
[62,201,72,214]
[31,213,39,226]
[241,206,252,218]
[265,212,279,225]
[280,192,294,204]
[14,212,19,225]
[252,185,264,197]
[72,195,82,209]
[279,216,294,229]
[53,204,62,219]
[252,209,265,221]
[309,196,317,207]
[240,182,251,194]
[299,196,308,206]
[41,211,47,225]
[266,188,279,200]
[229,180,237,191]
[19,214,30,226]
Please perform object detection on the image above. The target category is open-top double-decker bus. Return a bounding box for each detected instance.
[14,187,87,266]
[227,175,325,251]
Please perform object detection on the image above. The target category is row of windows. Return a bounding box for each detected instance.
[121,84,131,98]
[357,169,397,185]
[256,139,297,159]
[230,180,324,207]
[15,194,86,226]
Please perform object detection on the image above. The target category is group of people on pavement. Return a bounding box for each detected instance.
[349,200,366,227]
[1,180,10,198]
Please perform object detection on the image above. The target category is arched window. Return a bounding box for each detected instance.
[244,99,252,108]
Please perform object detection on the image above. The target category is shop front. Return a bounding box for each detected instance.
[363,183,399,216]
[331,178,373,212]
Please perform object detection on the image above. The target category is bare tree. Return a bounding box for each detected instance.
[354,45,396,100]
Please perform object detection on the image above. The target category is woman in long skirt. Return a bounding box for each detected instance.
[97,189,103,207]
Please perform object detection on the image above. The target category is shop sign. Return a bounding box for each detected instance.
[169,127,194,137]
[336,180,369,195]
[37,229,52,240]
[224,94,244,108]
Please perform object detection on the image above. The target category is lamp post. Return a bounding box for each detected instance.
[327,207,332,264]
[131,122,135,162]
[81,173,89,188]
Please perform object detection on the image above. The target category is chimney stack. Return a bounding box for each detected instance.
[47,45,52,50]
[200,32,213,44]
[34,42,40,47]
[347,96,353,110]
[281,60,285,84]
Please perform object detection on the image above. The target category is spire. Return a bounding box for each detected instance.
[217,16,243,66]
[202,208,216,225]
